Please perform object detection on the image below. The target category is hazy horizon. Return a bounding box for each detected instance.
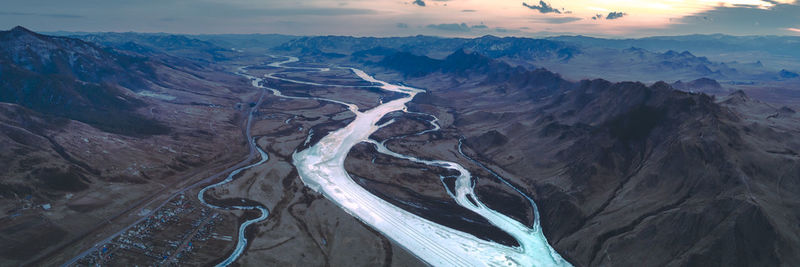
[2,0,799,38]
[7,25,800,40]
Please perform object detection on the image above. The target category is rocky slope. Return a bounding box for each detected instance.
[363,50,800,266]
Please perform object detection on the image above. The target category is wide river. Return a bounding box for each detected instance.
[263,57,573,266]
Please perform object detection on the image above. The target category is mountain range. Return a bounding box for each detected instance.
[361,48,800,266]
[1,26,798,266]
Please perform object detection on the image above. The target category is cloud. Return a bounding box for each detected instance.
[788,27,800,33]
[665,3,800,35]
[592,12,626,20]
[426,23,471,32]
[0,11,84,19]
[396,22,409,28]
[534,16,582,24]
[522,1,563,14]
[412,0,426,7]
[462,9,477,12]
[606,12,626,20]
[471,24,488,29]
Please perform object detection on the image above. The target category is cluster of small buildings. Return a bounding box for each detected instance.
[5,195,52,219]
[74,194,229,266]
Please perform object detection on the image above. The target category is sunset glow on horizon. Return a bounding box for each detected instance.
[356,0,800,36]
[1,0,798,37]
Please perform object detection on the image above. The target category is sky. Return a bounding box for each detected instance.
[1,0,799,37]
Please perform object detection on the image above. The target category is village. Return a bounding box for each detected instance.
[75,194,236,266]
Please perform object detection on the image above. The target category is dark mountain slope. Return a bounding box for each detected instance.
[0,26,168,136]
[369,50,800,266]
[1,27,155,89]
[73,32,230,62]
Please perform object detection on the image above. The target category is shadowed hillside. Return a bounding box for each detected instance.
[368,50,800,266]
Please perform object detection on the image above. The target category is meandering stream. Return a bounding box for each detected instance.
[196,81,270,266]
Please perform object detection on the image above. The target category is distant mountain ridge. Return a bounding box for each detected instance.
[549,34,800,58]
[277,35,578,61]
[278,34,798,86]
[37,31,800,85]
[69,32,230,62]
